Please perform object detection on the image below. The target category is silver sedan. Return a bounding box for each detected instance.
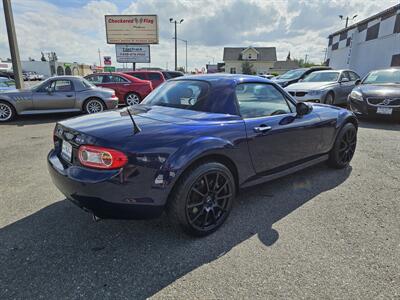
[0,76,119,122]
[284,70,360,105]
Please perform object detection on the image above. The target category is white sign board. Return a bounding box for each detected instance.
[105,15,158,44]
[116,45,150,63]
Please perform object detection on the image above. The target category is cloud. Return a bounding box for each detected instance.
[0,0,398,70]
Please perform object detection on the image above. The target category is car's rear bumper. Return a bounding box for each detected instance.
[47,150,165,219]
[348,96,400,120]
[104,98,119,109]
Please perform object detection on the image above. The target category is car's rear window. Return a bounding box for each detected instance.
[130,73,146,80]
[142,80,210,111]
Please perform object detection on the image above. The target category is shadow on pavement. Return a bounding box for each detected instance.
[358,117,400,131]
[2,113,81,126]
[0,164,351,299]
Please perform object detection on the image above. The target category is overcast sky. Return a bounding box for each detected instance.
[0,0,398,70]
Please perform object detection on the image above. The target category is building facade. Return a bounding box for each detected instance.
[327,4,400,77]
[20,61,93,78]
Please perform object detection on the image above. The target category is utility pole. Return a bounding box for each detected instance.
[170,18,184,71]
[98,48,102,67]
[3,0,23,89]
[173,37,188,73]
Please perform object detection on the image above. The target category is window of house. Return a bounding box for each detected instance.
[230,67,236,74]
[391,54,400,67]
[248,54,252,59]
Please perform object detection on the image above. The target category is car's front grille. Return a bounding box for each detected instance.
[367,97,400,107]
[288,91,308,97]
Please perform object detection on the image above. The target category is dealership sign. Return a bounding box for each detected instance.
[104,56,112,65]
[105,15,158,44]
[115,45,150,63]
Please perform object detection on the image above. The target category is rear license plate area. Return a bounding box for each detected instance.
[61,140,73,162]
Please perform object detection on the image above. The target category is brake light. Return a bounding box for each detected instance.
[78,145,128,169]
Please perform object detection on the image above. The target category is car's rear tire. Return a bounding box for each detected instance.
[167,162,236,237]
[328,122,357,169]
[125,93,141,106]
[324,92,335,105]
[0,101,16,122]
[84,98,105,114]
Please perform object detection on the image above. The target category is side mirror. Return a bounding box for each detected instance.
[340,77,350,83]
[296,102,313,116]
[355,79,361,85]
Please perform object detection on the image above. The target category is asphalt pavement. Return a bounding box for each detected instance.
[0,113,399,299]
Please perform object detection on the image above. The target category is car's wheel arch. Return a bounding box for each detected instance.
[82,97,105,111]
[0,99,17,114]
[166,152,239,207]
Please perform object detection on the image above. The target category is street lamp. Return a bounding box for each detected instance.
[170,18,184,71]
[339,14,357,28]
[172,37,188,73]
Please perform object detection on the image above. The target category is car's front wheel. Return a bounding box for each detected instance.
[328,122,357,169]
[84,98,105,114]
[0,101,16,122]
[324,92,335,105]
[125,93,141,106]
[168,162,236,236]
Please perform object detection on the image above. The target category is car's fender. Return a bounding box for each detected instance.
[162,134,254,188]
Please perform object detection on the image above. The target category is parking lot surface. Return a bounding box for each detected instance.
[0,114,399,299]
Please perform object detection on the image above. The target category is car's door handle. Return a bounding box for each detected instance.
[253,125,272,133]
[66,95,73,97]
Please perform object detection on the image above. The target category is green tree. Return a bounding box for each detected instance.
[241,61,255,75]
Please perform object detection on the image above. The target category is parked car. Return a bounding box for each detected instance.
[0,77,16,92]
[285,69,360,105]
[0,76,119,122]
[162,70,184,80]
[48,74,358,236]
[259,74,275,79]
[273,66,332,87]
[85,72,153,106]
[348,68,400,120]
[124,70,166,88]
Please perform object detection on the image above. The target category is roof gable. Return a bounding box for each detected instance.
[223,47,277,61]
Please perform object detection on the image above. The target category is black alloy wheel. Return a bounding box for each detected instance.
[168,162,235,236]
[328,122,357,168]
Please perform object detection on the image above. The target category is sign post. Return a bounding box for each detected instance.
[115,45,150,64]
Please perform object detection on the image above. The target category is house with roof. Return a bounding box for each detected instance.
[223,46,298,75]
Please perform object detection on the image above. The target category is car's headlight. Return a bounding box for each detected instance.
[349,90,363,101]
[308,90,323,96]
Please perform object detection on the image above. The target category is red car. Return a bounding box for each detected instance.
[124,70,166,88]
[85,72,152,105]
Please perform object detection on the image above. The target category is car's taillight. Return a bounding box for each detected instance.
[78,145,128,169]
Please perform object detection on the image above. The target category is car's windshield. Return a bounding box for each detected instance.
[81,78,95,88]
[303,71,339,82]
[278,69,306,80]
[362,69,400,84]
[142,80,209,111]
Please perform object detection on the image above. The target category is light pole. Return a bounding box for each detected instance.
[3,0,23,88]
[170,18,184,71]
[339,14,357,28]
[172,37,188,73]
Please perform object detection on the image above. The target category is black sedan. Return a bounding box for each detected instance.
[348,68,400,120]
[48,74,358,236]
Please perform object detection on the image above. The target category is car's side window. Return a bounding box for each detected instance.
[101,75,113,83]
[112,76,128,83]
[86,75,102,84]
[36,80,52,92]
[348,71,359,81]
[53,80,73,92]
[340,72,350,81]
[131,73,146,80]
[148,73,162,80]
[236,83,292,118]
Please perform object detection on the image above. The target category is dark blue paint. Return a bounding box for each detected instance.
[48,74,357,219]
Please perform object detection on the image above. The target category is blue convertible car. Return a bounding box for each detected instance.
[48,74,358,236]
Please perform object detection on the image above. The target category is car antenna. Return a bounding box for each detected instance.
[126,107,141,134]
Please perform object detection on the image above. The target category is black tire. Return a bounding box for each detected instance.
[167,161,236,237]
[84,98,105,114]
[328,123,357,169]
[0,100,16,122]
[324,92,335,105]
[125,93,141,106]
